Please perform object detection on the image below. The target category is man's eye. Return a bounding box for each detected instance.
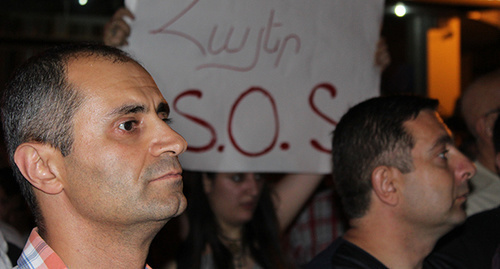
[438,149,449,160]
[118,121,137,131]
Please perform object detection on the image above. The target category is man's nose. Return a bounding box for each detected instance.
[454,151,476,184]
[149,119,187,157]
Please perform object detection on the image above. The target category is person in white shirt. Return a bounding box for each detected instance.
[461,69,500,216]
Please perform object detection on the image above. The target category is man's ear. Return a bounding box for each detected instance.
[371,166,399,206]
[13,143,64,195]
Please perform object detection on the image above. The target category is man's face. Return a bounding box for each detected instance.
[60,56,187,225]
[399,110,475,233]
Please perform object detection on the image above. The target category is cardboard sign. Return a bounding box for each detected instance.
[125,0,384,173]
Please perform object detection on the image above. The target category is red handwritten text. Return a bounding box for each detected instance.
[150,0,301,72]
[172,82,338,156]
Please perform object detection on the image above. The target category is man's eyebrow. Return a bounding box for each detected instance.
[157,102,170,115]
[430,134,454,152]
[108,104,147,117]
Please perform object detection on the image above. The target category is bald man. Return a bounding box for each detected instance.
[461,69,500,216]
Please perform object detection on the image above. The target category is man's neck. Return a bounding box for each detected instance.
[43,219,164,269]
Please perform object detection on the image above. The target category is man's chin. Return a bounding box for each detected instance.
[449,209,467,227]
[171,195,188,217]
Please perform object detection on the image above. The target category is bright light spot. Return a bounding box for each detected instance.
[79,0,88,6]
[394,3,407,17]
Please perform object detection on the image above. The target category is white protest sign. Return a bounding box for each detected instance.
[125,0,384,173]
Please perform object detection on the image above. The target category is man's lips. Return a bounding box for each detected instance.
[150,170,183,182]
[456,192,469,201]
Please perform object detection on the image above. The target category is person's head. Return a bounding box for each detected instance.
[461,69,500,151]
[202,172,265,229]
[180,171,285,269]
[1,43,187,233]
[332,95,475,230]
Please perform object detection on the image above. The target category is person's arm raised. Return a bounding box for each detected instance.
[273,173,324,232]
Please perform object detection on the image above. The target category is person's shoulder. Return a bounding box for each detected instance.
[468,205,500,221]
[303,237,387,269]
[303,238,343,268]
[424,251,467,269]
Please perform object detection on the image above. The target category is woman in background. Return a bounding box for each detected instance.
[173,172,322,269]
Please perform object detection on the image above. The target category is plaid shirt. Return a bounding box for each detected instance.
[16,228,152,269]
[284,188,344,266]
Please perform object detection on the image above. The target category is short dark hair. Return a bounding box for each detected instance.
[332,95,439,220]
[494,115,500,154]
[1,43,136,226]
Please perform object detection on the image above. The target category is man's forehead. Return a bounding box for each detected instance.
[66,55,167,108]
[67,55,156,91]
[405,110,454,150]
[405,110,450,135]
